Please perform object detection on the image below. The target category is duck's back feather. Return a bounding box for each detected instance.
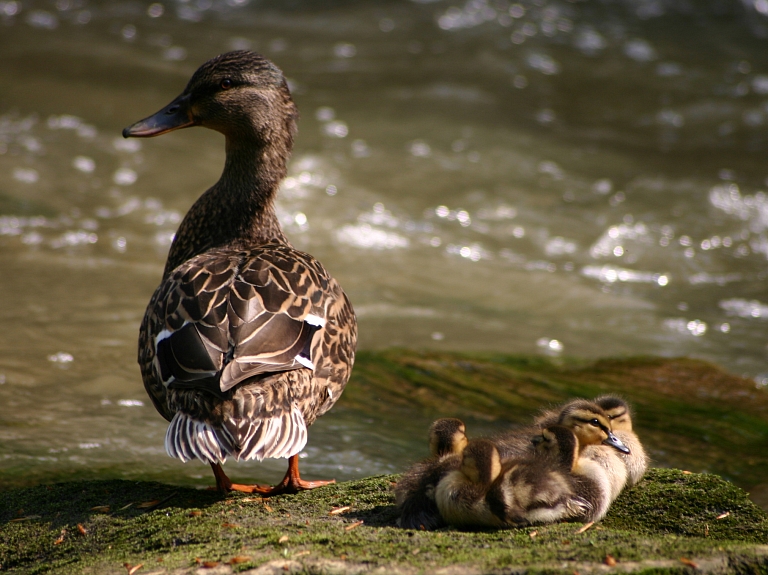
[139,242,356,463]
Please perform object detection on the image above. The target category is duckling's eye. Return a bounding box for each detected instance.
[589,419,600,427]
[220,78,233,90]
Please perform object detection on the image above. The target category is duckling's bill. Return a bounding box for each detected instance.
[603,432,631,454]
[123,92,195,138]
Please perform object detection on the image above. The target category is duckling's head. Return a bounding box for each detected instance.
[532,425,579,470]
[428,418,468,457]
[123,51,297,146]
[557,400,630,454]
[460,439,502,485]
[594,395,633,432]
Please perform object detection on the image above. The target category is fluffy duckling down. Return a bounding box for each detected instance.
[399,398,640,530]
[594,395,649,487]
[395,418,468,530]
[434,439,507,529]
[489,405,629,527]
[435,401,630,528]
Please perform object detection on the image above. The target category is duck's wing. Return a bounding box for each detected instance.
[139,244,334,416]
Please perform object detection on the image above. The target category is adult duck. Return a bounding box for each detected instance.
[123,51,357,496]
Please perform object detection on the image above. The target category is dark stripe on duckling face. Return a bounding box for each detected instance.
[581,415,632,454]
[572,415,631,454]
[607,409,628,420]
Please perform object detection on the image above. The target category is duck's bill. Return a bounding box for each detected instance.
[123,93,194,138]
[602,432,631,454]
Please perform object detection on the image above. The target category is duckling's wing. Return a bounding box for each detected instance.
[395,455,461,530]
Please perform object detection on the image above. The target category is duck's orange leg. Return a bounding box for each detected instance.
[209,455,335,496]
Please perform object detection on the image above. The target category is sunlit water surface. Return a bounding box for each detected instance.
[2,0,768,489]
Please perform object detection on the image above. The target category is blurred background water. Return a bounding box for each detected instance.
[1,0,768,490]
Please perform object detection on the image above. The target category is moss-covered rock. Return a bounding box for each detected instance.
[2,469,768,574]
[346,350,768,499]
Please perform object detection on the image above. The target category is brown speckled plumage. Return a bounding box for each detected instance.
[125,51,356,494]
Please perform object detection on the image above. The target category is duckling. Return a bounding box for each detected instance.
[532,395,647,490]
[434,439,506,529]
[488,406,628,526]
[483,426,597,526]
[122,51,357,496]
[594,395,648,487]
[436,403,630,528]
[395,418,468,530]
[548,399,631,506]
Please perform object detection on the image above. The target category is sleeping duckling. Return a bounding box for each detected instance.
[484,426,599,526]
[489,409,629,526]
[395,418,469,530]
[434,438,506,529]
[594,395,649,487]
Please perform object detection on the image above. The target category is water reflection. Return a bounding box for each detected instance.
[2,0,768,487]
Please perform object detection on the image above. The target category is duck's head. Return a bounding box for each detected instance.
[594,395,633,432]
[556,400,630,454]
[429,418,468,457]
[532,425,580,470]
[459,439,502,486]
[123,50,297,145]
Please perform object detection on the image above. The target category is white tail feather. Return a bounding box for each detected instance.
[165,412,231,464]
[165,400,307,464]
[237,402,307,461]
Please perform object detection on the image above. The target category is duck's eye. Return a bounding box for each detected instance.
[589,419,600,427]
[220,78,233,90]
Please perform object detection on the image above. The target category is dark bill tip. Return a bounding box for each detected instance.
[123,93,194,138]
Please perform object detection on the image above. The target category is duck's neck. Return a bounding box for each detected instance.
[163,135,291,278]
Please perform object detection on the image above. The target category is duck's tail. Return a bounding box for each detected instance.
[164,378,309,464]
[165,412,236,464]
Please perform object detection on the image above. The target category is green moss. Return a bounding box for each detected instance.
[2,469,768,574]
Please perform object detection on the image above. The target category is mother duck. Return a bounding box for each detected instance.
[123,51,357,496]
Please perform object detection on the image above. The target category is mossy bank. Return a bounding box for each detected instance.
[2,469,768,574]
[3,350,768,574]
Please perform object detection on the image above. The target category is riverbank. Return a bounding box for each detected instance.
[3,350,768,573]
[2,468,768,574]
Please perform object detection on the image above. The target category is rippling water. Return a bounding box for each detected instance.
[2,0,768,488]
